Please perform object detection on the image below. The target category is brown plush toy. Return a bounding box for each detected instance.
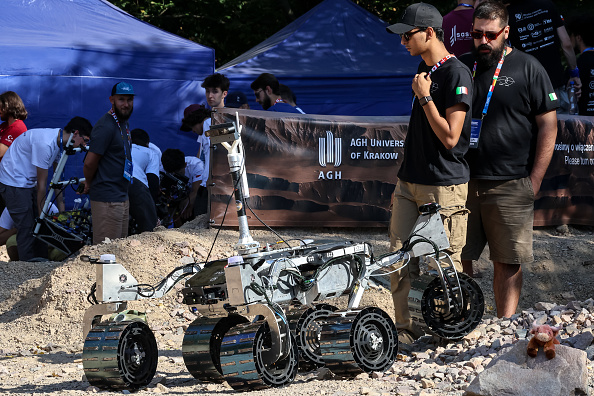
[527,323,561,359]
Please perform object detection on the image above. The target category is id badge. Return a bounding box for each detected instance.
[469,118,483,149]
[123,158,133,182]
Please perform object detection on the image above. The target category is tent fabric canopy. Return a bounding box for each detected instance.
[0,0,214,150]
[218,0,420,116]
[3,0,213,80]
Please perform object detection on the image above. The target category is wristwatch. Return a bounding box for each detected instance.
[419,96,433,106]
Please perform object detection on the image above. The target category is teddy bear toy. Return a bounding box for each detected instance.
[527,323,561,359]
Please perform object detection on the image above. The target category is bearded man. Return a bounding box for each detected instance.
[250,73,302,113]
[458,1,558,318]
[83,82,135,244]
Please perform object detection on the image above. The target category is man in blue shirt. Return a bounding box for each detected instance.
[250,73,303,113]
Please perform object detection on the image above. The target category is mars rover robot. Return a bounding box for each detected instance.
[81,116,484,391]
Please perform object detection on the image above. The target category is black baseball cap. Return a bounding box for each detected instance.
[386,3,443,35]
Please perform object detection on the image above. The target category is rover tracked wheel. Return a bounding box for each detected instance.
[219,320,298,391]
[320,307,398,377]
[182,315,249,383]
[420,272,484,340]
[289,304,337,371]
[83,320,158,390]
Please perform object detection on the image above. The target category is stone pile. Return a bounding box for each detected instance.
[384,298,594,395]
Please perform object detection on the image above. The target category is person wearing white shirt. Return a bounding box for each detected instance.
[161,148,204,227]
[0,116,92,261]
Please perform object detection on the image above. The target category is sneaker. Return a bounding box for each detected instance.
[397,329,420,345]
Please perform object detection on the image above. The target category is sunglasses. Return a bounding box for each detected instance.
[400,28,426,41]
[470,27,506,42]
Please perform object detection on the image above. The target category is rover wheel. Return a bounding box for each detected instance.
[220,320,298,391]
[83,320,158,390]
[182,315,248,382]
[290,304,337,371]
[320,308,398,377]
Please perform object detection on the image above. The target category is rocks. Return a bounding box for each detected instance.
[464,340,589,396]
[562,331,594,350]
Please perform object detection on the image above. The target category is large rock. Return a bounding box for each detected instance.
[464,340,588,396]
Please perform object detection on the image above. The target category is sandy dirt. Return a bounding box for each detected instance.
[0,216,592,395]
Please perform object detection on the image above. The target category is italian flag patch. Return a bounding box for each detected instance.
[456,86,468,95]
[549,92,558,101]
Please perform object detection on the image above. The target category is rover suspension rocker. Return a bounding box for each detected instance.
[81,115,484,391]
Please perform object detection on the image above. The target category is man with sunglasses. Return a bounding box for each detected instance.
[459,1,558,319]
[386,2,473,345]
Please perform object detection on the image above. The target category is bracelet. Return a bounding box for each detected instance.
[569,67,580,78]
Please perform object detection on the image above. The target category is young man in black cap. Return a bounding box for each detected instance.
[83,82,135,244]
[386,2,473,344]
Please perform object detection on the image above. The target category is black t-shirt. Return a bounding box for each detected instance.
[88,112,132,202]
[397,57,472,186]
[507,0,565,88]
[577,50,594,116]
[460,49,559,180]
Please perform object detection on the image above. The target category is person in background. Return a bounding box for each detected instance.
[442,1,475,56]
[459,1,558,318]
[0,204,65,261]
[279,84,306,114]
[129,128,159,233]
[83,82,134,245]
[506,0,581,113]
[567,14,594,116]
[0,117,92,261]
[180,104,212,216]
[161,148,204,227]
[226,91,250,109]
[0,91,28,160]
[250,73,303,113]
[386,2,473,344]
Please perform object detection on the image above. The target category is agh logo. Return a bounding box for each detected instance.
[318,131,342,180]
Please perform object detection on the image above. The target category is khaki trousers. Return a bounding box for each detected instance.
[388,181,468,335]
[91,200,129,245]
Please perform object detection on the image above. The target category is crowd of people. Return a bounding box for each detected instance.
[0,1,590,332]
[0,71,305,261]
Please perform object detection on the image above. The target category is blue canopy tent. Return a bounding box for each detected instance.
[218,0,420,116]
[1,0,214,150]
[0,0,214,207]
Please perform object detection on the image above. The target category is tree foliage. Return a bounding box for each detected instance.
[109,0,594,67]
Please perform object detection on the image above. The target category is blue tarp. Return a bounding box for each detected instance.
[218,0,420,116]
[0,0,215,206]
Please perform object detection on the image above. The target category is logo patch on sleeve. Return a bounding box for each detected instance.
[549,92,558,101]
[456,86,468,95]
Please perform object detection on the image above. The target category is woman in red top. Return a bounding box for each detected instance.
[0,91,28,159]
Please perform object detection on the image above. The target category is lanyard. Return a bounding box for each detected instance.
[275,98,286,104]
[583,47,594,53]
[459,3,473,7]
[472,48,507,118]
[429,54,456,76]
[109,109,131,159]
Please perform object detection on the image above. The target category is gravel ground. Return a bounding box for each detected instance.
[0,217,592,395]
